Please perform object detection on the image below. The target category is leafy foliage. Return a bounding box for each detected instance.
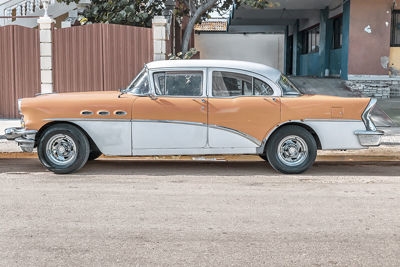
[168,48,198,60]
[237,0,279,9]
[57,0,277,50]
[59,0,164,27]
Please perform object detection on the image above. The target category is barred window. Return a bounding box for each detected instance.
[391,10,400,46]
[301,25,320,54]
[332,16,342,49]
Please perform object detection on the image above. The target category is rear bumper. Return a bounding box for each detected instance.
[354,130,384,147]
[4,127,37,152]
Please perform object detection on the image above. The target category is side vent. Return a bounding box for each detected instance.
[81,110,93,116]
[114,110,127,116]
[98,110,110,116]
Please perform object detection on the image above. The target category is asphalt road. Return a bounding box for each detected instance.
[1,158,400,266]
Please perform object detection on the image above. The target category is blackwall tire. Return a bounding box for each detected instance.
[266,125,317,174]
[37,124,90,174]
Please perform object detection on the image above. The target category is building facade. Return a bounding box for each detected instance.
[216,0,399,97]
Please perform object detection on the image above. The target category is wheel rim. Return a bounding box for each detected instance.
[46,134,77,166]
[277,135,308,167]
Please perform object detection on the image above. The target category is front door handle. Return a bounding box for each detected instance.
[193,98,207,104]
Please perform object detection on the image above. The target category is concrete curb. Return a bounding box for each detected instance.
[0,147,399,162]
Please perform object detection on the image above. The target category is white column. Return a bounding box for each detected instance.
[152,16,168,61]
[37,16,54,94]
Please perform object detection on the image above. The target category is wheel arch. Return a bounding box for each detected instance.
[35,121,101,153]
[264,122,322,151]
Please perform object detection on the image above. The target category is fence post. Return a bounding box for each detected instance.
[37,16,54,94]
[152,16,168,60]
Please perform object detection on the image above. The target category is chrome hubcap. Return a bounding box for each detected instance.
[277,135,308,166]
[46,134,77,166]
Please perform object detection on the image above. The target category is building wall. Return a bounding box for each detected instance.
[194,33,285,73]
[348,0,392,76]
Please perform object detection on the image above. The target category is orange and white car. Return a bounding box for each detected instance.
[5,60,383,174]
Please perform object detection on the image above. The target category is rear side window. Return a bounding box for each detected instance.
[212,71,273,97]
[153,71,203,96]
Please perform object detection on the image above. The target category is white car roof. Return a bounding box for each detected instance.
[145,60,282,82]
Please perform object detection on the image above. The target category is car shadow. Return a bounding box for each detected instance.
[78,158,400,177]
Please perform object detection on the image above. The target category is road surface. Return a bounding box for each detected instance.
[1,158,400,266]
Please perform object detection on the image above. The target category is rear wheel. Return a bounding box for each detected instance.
[266,125,317,174]
[37,124,90,174]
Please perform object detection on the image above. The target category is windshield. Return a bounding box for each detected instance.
[278,75,301,96]
[126,69,149,95]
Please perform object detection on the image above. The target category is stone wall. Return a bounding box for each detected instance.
[345,80,400,99]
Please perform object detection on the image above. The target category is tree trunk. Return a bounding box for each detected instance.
[181,0,218,54]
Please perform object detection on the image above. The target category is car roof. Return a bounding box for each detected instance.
[145,60,282,82]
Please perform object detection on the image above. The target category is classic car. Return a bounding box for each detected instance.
[5,60,383,174]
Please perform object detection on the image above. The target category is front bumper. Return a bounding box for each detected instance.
[4,127,37,152]
[354,130,384,147]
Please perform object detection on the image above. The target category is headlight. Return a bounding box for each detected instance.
[17,99,22,114]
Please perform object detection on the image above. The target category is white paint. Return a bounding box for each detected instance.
[132,121,207,149]
[194,33,285,72]
[364,25,372,34]
[304,120,366,150]
[74,120,132,156]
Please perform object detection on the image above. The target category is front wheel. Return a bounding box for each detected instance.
[37,124,90,174]
[266,126,317,174]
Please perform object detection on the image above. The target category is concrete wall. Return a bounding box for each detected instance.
[194,33,285,73]
[348,0,392,76]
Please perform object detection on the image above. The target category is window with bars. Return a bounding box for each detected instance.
[301,25,320,54]
[332,15,343,49]
[391,10,400,46]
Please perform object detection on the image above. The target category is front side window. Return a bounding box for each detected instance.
[127,69,150,95]
[212,71,274,97]
[153,71,203,96]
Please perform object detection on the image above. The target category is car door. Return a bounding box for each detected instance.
[131,69,208,151]
[207,69,281,148]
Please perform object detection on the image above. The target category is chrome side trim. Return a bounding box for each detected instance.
[45,118,131,122]
[208,124,261,146]
[133,119,206,127]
